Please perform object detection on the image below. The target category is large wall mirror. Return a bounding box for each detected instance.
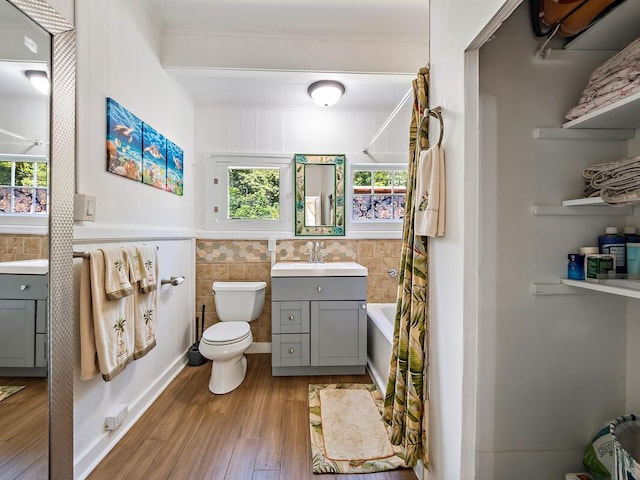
[2,0,75,477]
[294,154,345,236]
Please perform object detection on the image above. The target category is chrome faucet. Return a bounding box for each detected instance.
[306,241,326,263]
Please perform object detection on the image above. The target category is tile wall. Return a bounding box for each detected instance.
[0,234,48,262]
[195,239,402,342]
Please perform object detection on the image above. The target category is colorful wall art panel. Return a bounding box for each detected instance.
[166,139,184,196]
[106,98,142,181]
[142,123,167,190]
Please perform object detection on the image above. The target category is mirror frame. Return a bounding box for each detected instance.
[294,153,345,236]
[8,0,75,477]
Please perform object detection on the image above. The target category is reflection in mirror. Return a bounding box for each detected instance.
[294,154,345,236]
[1,0,77,476]
[0,0,51,475]
[304,164,335,226]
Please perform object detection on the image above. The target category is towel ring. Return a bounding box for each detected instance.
[418,106,444,150]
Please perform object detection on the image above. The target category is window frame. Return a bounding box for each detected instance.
[348,163,407,229]
[0,153,49,218]
[205,155,292,233]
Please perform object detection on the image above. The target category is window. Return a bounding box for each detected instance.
[0,156,48,215]
[352,167,407,221]
[205,155,292,233]
[228,167,279,220]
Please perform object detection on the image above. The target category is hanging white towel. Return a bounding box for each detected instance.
[138,245,158,293]
[101,247,134,300]
[414,144,445,237]
[86,250,135,381]
[133,246,158,359]
[79,257,99,380]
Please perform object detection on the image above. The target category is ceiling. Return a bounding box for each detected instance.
[143,0,428,109]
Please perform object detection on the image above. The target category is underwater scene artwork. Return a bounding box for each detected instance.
[142,123,167,190]
[106,98,142,181]
[166,139,184,196]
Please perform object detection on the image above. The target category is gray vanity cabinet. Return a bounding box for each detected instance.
[0,273,48,376]
[271,276,367,376]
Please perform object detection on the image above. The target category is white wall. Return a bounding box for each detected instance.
[193,103,411,237]
[73,0,195,477]
[427,1,519,478]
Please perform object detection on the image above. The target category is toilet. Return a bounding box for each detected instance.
[199,281,266,394]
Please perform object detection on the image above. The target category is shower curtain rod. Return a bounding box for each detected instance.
[0,128,44,145]
[362,87,413,155]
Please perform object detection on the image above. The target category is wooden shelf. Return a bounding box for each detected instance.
[561,278,640,300]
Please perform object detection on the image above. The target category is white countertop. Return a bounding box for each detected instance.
[0,259,49,275]
[271,261,368,277]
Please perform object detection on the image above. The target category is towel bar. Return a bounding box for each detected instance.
[418,106,444,149]
[73,245,159,259]
[161,276,185,286]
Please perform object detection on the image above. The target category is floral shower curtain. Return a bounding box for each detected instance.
[383,67,430,469]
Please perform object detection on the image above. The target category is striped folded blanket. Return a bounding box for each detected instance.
[583,156,640,205]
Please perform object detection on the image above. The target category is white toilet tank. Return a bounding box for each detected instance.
[212,281,266,322]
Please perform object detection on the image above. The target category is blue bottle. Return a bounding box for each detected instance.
[599,226,626,274]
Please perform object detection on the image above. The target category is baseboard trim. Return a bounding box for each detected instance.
[247,342,271,354]
[74,351,189,479]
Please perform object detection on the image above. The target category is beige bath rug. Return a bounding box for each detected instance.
[0,385,25,403]
[308,383,408,474]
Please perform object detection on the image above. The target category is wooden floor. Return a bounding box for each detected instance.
[0,377,48,480]
[89,354,417,480]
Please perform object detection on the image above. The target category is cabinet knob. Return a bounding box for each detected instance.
[288,348,295,354]
[20,284,28,291]
[288,315,294,321]
[361,303,367,309]
[316,286,322,292]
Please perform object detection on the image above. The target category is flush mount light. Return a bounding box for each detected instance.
[307,80,345,107]
[25,70,49,95]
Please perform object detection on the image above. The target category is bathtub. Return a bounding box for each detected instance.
[367,303,395,394]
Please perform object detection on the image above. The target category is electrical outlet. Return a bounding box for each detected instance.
[105,404,128,431]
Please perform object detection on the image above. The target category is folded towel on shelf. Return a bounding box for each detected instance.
[133,246,157,359]
[82,250,135,381]
[101,247,134,301]
[414,143,445,237]
[137,245,157,293]
[566,37,640,120]
[582,156,640,205]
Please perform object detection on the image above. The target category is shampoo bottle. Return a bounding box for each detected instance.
[626,227,640,277]
[599,227,626,274]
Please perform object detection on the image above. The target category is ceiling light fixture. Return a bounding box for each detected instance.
[25,70,49,95]
[307,80,345,107]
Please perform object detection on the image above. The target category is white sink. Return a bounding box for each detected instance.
[0,259,48,275]
[271,261,367,277]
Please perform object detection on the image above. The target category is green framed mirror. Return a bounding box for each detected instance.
[294,154,345,236]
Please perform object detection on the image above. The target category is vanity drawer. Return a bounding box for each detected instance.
[272,277,366,301]
[272,301,310,334]
[272,334,310,367]
[0,274,48,300]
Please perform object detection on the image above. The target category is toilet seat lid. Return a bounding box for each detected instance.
[202,321,251,345]
[212,281,266,292]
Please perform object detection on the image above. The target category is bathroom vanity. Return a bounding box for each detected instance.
[270,261,367,376]
[0,260,48,377]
